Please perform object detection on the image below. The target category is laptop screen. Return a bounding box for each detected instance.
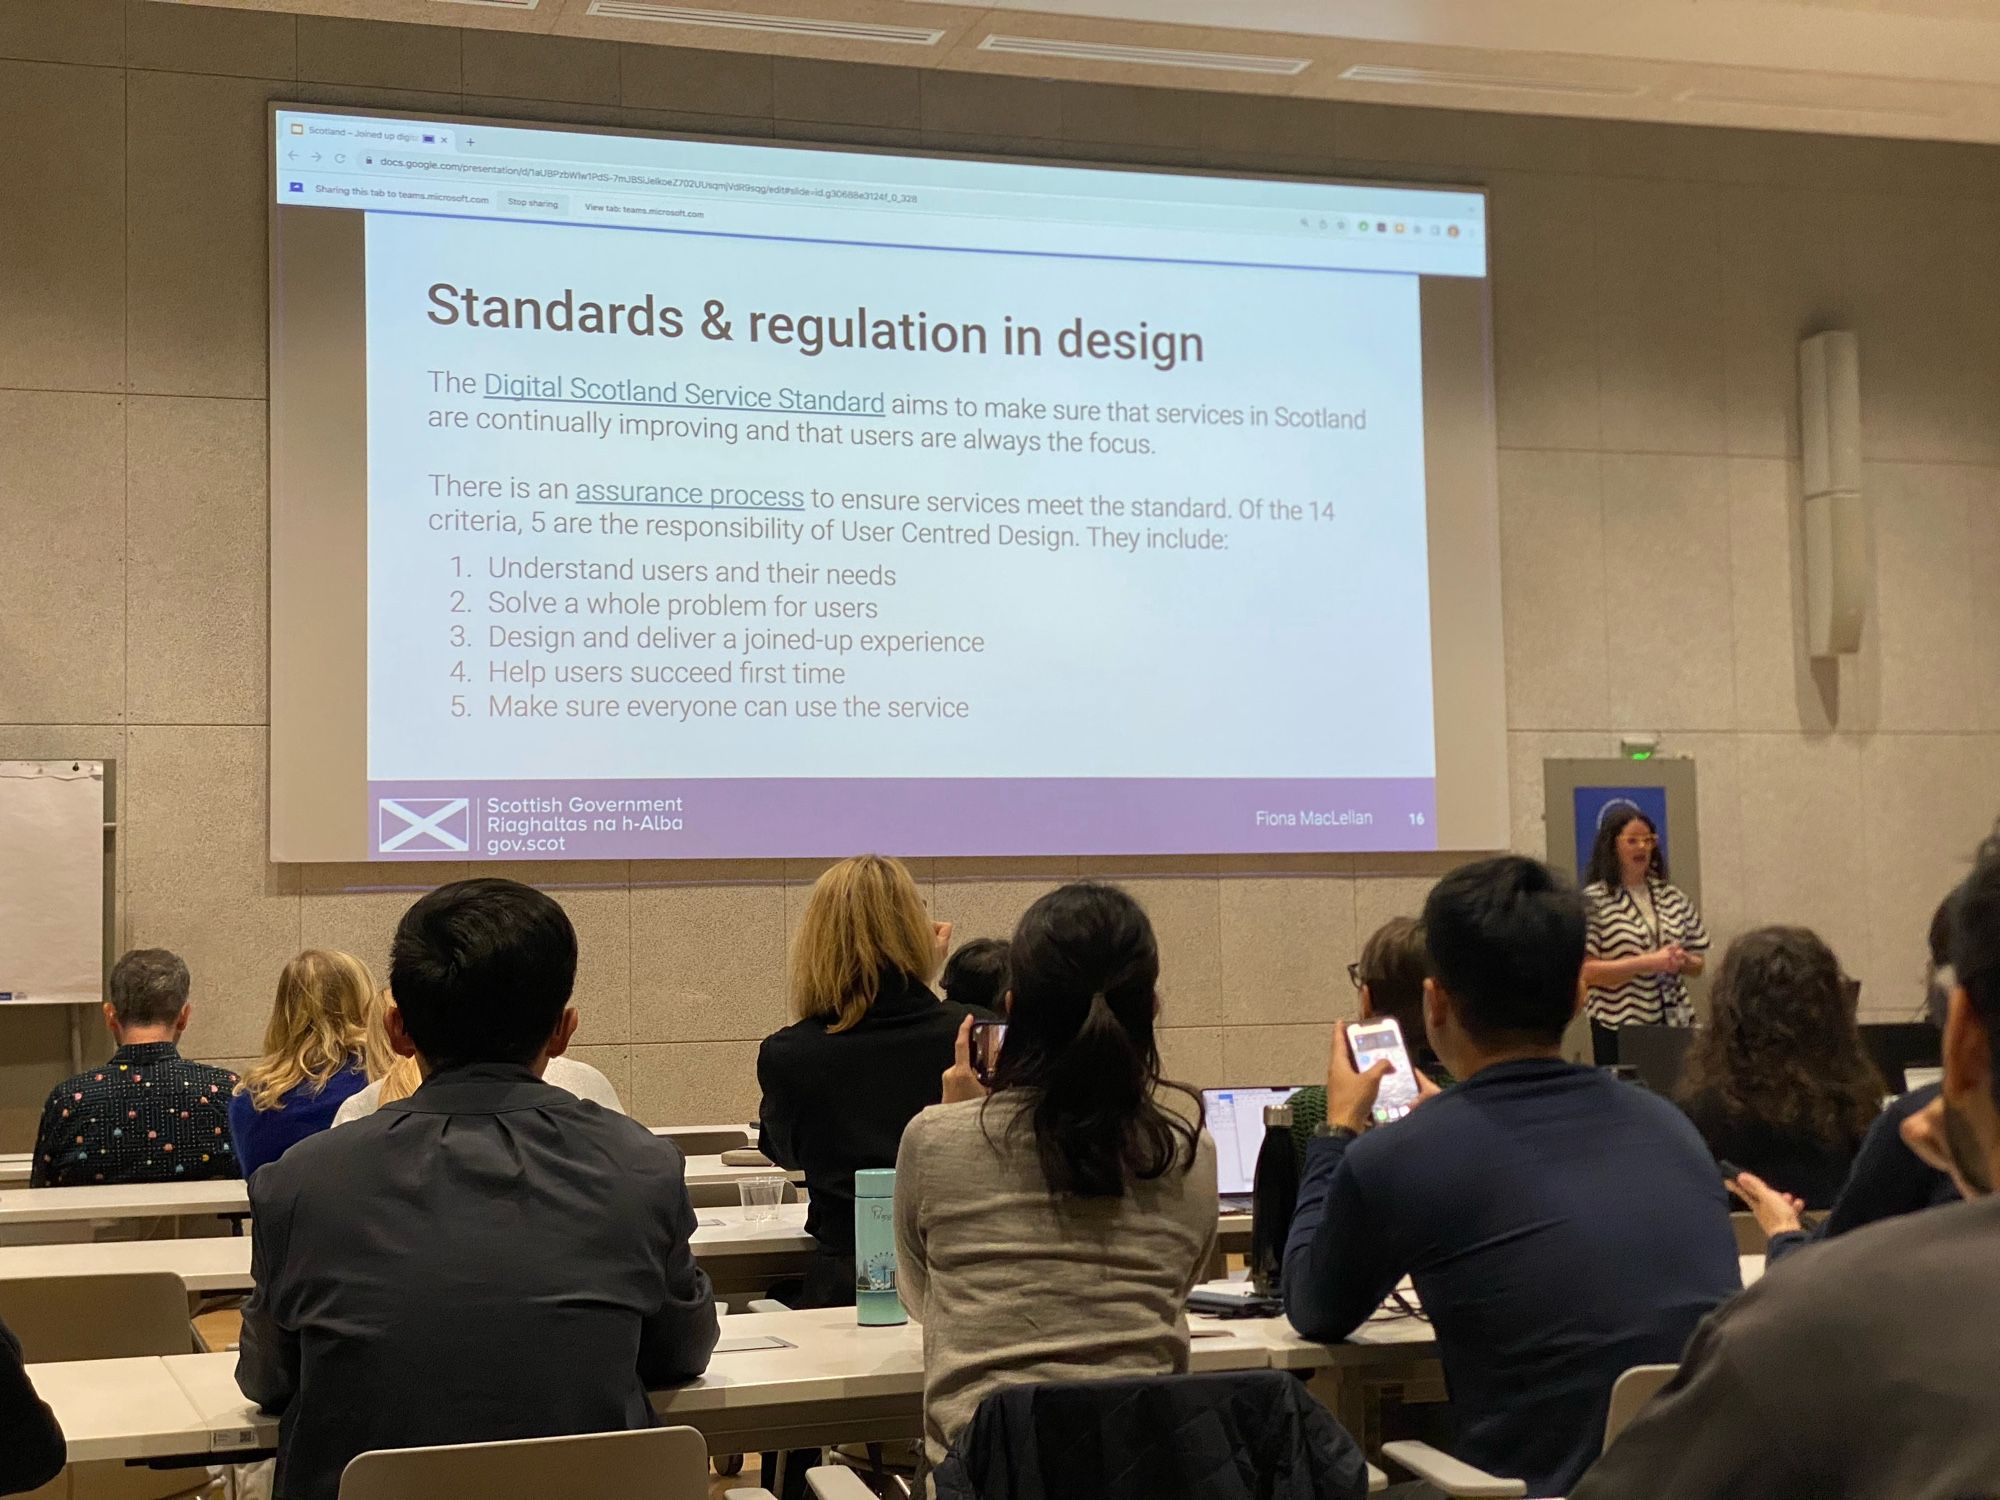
[1204,1086,1304,1196]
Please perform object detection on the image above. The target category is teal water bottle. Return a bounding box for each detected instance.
[853,1168,907,1326]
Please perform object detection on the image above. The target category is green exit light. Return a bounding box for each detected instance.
[1626,748,1653,761]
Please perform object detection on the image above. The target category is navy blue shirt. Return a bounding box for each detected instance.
[1283,1058,1740,1497]
[227,1062,370,1180]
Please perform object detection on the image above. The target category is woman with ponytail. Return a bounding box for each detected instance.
[893,882,1218,1470]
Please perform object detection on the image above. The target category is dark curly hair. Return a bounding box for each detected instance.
[1677,926,1882,1146]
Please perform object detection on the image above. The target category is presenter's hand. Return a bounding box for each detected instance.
[1663,945,1692,975]
[1727,1170,1804,1237]
[1640,947,1677,975]
[1326,1020,1393,1134]
[940,1015,988,1105]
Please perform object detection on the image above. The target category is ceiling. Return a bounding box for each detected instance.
[167,0,2000,143]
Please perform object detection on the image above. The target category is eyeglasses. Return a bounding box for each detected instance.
[1347,962,1362,990]
[1620,836,1658,848]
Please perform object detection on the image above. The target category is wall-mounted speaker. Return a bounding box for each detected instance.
[1798,332,1867,657]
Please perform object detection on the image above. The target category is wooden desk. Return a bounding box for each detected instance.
[36,1307,1280,1465]
[0,1179,249,1227]
[0,1205,817,1296]
[23,1357,210,1464]
[0,1159,801,1238]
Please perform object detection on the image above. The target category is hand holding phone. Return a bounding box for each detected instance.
[970,1021,1007,1085]
[1346,1018,1421,1128]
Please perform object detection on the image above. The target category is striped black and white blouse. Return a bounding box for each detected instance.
[1583,878,1709,1028]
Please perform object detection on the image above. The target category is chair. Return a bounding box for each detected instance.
[1729,1211,1766,1254]
[338,1425,777,1500]
[1600,1365,1677,1451]
[1378,1362,1681,1497]
[0,1273,196,1361]
[0,1273,212,1500]
[919,1370,1371,1500]
[806,1463,1392,1497]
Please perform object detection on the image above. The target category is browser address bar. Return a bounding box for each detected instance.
[362,151,1330,241]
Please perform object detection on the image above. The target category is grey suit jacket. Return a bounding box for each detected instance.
[236,1063,718,1500]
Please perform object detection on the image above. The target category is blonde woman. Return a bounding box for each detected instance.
[757,853,969,1307]
[228,950,391,1177]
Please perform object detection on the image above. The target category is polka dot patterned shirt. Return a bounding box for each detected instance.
[30,1041,241,1188]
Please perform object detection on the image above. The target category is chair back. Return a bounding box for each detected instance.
[1729,1211,1766,1253]
[1603,1364,1678,1451]
[339,1425,710,1500]
[934,1370,1368,1500]
[0,1273,193,1362]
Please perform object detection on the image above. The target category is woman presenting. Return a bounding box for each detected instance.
[1581,807,1708,1064]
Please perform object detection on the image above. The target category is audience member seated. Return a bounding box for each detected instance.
[1674,926,1883,1208]
[236,878,717,1500]
[0,1313,64,1497]
[1289,916,1445,1163]
[31,948,240,1187]
[331,1011,623,1125]
[939,936,1009,1017]
[758,852,970,1307]
[896,882,1218,1472]
[228,949,390,1178]
[1572,826,2000,1498]
[1283,856,1738,1498]
[1735,895,1961,1260]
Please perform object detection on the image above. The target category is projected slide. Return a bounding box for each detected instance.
[268,108,1501,861]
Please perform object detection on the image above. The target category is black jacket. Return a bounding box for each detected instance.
[932,1371,1368,1500]
[758,971,982,1267]
[0,1317,65,1496]
[236,1063,719,1500]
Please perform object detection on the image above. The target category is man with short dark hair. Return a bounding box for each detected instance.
[1571,830,2000,1498]
[31,948,240,1187]
[1284,856,1739,1497]
[237,878,718,1500]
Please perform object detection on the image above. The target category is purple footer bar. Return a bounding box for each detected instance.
[366,777,1439,860]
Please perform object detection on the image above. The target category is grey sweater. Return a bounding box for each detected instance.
[894,1095,1219,1469]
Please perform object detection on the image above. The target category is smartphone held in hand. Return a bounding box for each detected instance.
[1348,1017,1419,1126]
[971,1020,1008,1085]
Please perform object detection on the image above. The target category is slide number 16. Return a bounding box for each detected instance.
[1409,812,1427,826]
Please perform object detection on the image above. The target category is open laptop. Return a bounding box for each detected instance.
[1203,1086,1305,1211]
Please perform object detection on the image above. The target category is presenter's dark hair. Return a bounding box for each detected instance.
[389,878,577,1068]
[1423,856,1586,1045]
[987,883,1201,1197]
[1949,820,2000,1105]
[941,937,1009,1014]
[1583,806,1666,888]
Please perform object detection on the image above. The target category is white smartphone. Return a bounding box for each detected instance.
[1348,1017,1420,1126]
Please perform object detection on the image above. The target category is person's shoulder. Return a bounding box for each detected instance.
[1582,880,1612,898]
[178,1058,239,1093]
[907,1096,995,1149]
[1881,1080,1942,1125]
[758,1014,830,1061]
[1726,1197,1999,1356]
[39,1067,96,1110]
